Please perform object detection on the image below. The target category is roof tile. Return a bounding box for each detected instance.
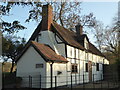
[31,41,68,62]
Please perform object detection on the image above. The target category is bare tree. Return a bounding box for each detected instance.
[94,19,119,58]
[1,2,96,29]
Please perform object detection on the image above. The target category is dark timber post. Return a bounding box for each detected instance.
[71,75,72,90]
[2,62,4,89]
[29,75,31,88]
[101,74,102,89]
[29,75,32,88]
[83,74,85,89]
[93,74,95,89]
[31,76,32,88]
[40,75,41,88]
[55,76,57,90]
[2,72,4,89]
[50,62,53,89]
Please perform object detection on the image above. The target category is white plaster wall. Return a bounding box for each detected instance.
[17,46,46,88]
[66,45,89,84]
[91,54,104,81]
[16,27,110,88]
[33,30,109,87]
[46,62,67,88]
[84,37,88,49]
[104,58,109,64]
[37,31,66,57]
[66,45,108,84]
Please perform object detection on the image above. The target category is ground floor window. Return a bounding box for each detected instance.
[96,63,99,71]
[71,64,78,73]
[85,63,88,72]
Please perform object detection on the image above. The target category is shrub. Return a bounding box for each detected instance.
[3,72,22,85]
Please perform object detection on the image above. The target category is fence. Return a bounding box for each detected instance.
[3,73,120,89]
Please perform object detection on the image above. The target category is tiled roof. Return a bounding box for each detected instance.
[16,41,68,63]
[28,21,104,57]
[88,42,104,57]
[32,41,68,62]
[52,22,104,57]
[52,22,85,50]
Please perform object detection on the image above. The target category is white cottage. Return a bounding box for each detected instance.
[16,5,109,88]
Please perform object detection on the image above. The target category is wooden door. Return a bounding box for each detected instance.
[88,61,92,82]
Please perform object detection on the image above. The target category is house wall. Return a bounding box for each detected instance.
[34,29,109,87]
[16,46,46,88]
[17,30,109,88]
[35,30,67,88]
[46,62,67,88]
[66,45,89,84]
[35,31,66,57]
[66,45,107,84]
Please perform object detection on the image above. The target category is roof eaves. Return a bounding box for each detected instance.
[28,21,42,41]
[15,41,32,63]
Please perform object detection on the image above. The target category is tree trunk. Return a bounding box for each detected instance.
[59,2,65,27]
[10,60,14,73]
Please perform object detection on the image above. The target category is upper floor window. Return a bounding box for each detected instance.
[36,64,44,68]
[71,64,78,73]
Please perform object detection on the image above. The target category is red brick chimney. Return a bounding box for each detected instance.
[42,4,53,30]
[75,24,83,36]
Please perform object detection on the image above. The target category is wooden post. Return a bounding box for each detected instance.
[55,76,57,90]
[50,62,53,89]
[83,74,85,89]
[71,75,72,90]
[101,74,102,89]
[31,76,32,88]
[29,75,31,88]
[93,74,95,89]
[40,75,41,88]
[0,31,2,90]
[0,63,2,90]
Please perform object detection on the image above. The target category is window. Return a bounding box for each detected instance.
[96,63,99,71]
[36,64,44,68]
[71,64,78,73]
[85,63,88,72]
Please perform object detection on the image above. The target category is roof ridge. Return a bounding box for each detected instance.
[53,21,76,35]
